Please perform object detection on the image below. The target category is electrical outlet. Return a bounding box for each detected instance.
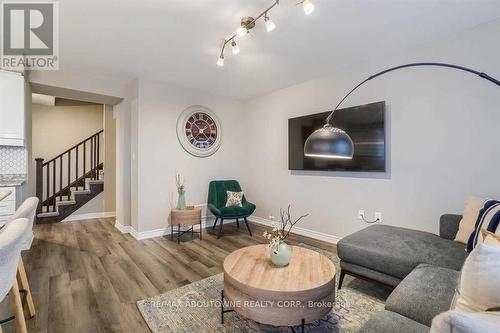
[375,212,382,223]
[358,210,365,220]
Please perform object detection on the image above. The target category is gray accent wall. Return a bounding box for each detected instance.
[241,19,500,238]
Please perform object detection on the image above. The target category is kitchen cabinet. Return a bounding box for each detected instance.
[0,70,25,146]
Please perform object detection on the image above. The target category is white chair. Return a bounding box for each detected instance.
[0,218,30,333]
[10,197,39,251]
[6,197,39,319]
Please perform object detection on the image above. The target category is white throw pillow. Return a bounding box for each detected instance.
[481,229,500,248]
[225,191,243,207]
[455,197,484,244]
[455,238,500,312]
[431,310,500,333]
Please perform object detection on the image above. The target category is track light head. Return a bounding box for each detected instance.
[303,0,314,15]
[231,40,240,54]
[216,55,224,67]
[264,14,276,32]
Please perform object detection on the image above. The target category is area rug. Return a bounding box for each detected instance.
[137,244,391,332]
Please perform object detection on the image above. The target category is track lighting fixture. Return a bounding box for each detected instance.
[264,13,276,32]
[216,0,316,66]
[216,55,224,67]
[231,40,240,54]
[302,0,314,15]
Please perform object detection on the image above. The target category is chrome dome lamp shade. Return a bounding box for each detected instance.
[303,62,500,160]
[304,124,354,159]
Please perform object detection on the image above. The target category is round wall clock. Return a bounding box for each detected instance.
[176,105,222,157]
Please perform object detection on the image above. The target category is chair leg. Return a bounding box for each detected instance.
[212,217,219,231]
[338,269,346,290]
[177,224,181,244]
[17,258,36,318]
[243,217,252,237]
[236,218,239,229]
[10,280,27,333]
[217,219,224,239]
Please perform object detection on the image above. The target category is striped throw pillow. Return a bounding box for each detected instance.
[466,199,500,253]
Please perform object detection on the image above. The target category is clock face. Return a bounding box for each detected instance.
[185,112,218,149]
[177,105,222,157]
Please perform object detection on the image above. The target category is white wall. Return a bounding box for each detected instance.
[115,83,134,228]
[103,105,116,212]
[29,70,129,100]
[242,19,500,238]
[132,79,246,232]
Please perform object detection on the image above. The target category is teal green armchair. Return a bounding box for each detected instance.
[207,180,255,238]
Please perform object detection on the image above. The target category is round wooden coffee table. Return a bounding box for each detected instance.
[222,244,336,329]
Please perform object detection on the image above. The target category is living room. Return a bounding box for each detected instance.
[0,1,499,332]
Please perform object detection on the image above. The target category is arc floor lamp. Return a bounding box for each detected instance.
[303,62,500,159]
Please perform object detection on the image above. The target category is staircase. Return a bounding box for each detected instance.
[35,130,104,223]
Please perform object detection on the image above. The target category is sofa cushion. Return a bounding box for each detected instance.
[385,264,459,327]
[358,310,429,333]
[219,202,256,217]
[337,225,467,279]
[340,261,402,287]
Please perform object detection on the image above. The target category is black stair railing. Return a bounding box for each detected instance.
[35,130,104,215]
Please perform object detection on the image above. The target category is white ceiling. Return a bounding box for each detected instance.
[60,0,500,99]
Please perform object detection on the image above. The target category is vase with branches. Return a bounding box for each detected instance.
[263,205,308,267]
[175,173,186,209]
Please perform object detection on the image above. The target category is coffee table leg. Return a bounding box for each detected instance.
[290,319,305,333]
[200,222,202,240]
[221,289,224,324]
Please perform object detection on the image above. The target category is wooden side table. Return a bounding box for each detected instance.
[170,208,202,244]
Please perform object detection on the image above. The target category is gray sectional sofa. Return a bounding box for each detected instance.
[337,214,468,332]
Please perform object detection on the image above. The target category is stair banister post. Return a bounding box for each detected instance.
[35,158,44,214]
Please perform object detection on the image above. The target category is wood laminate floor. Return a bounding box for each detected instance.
[0,218,336,333]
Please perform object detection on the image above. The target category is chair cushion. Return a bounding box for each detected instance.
[219,202,256,217]
[385,264,459,327]
[359,310,429,333]
[337,224,467,279]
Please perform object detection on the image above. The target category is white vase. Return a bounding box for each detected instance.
[270,241,292,267]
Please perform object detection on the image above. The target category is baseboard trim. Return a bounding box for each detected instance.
[114,215,239,241]
[248,216,342,244]
[130,226,168,240]
[63,211,116,222]
[114,220,131,234]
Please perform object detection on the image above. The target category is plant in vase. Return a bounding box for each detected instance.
[175,173,186,210]
[263,205,308,267]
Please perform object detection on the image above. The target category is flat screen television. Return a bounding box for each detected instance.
[288,101,386,172]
